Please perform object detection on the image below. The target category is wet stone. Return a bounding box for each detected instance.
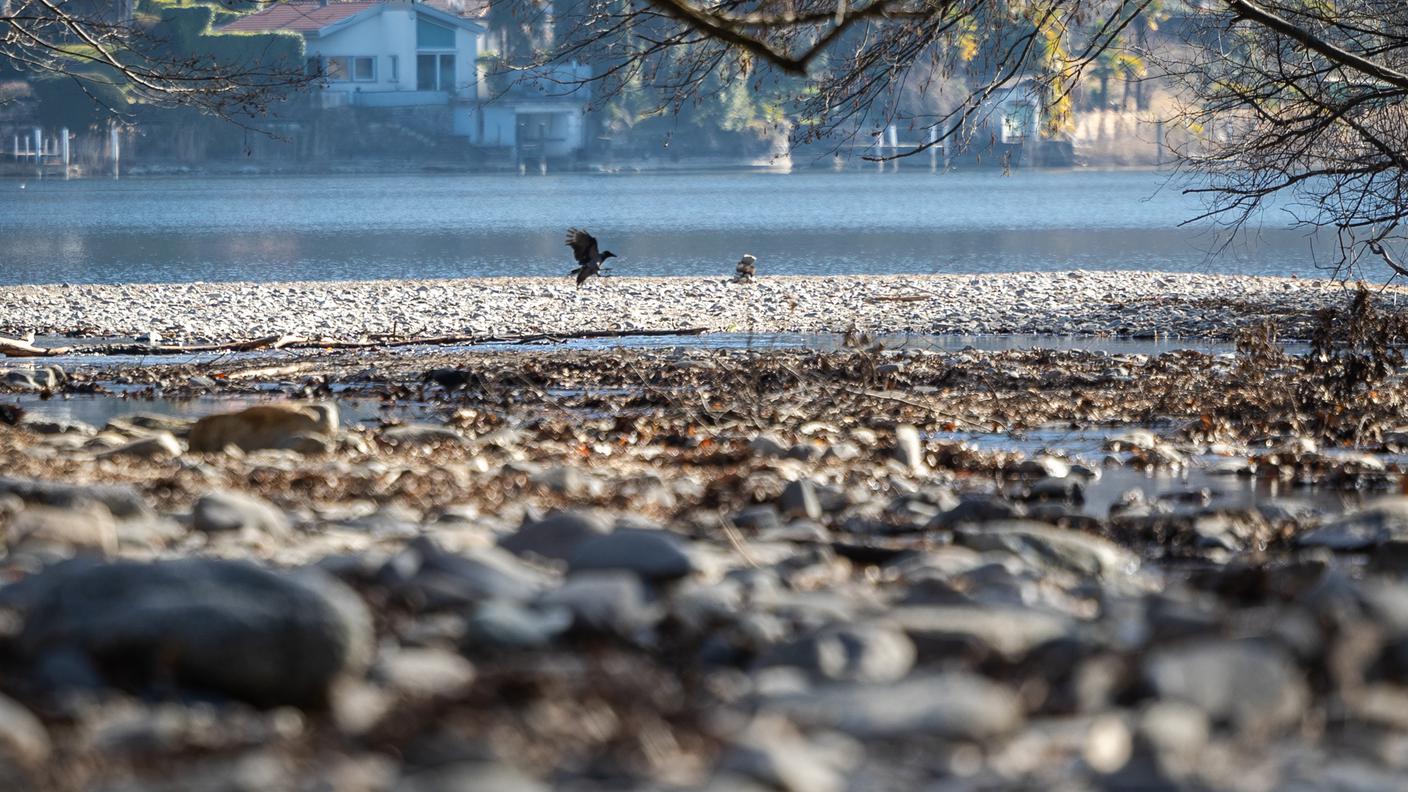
[499,509,610,562]
[539,571,660,637]
[779,479,822,521]
[567,528,696,582]
[762,672,1022,739]
[192,490,291,538]
[1142,638,1308,735]
[8,558,373,707]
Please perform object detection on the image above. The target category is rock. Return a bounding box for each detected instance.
[759,622,915,683]
[1298,496,1408,551]
[1,371,39,391]
[0,693,49,775]
[464,601,572,651]
[734,505,782,531]
[10,558,373,707]
[381,540,550,609]
[6,504,117,557]
[1135,700,1209,779]
[778,479,821,521]
[499,509,611,562]
[0,476,151,519]
[1142,638,1307,734]
[568,528,696,582]
[380,423,464,447]
[1017,456,1072,479]
[373,648,476,699]
[890,604,1073,661]
[955,520,1138,578]
[539,571,660,636]
[187,403,337,453]
[763,672,1021,739]
[192,491,291,538]
[1024,476,1085,503]
[531,465,600,497]
[395,761,546,792]
[274,432,336,455]
[891,424,926,473]
[18,415,95,436]
[718,716,855,792]
[748,434,790,457]
[929,495,1024,528]
[96,431,184,460]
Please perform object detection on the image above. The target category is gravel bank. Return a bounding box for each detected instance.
[0,272,1396,343]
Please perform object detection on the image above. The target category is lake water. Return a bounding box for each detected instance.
[0,169,1371,284]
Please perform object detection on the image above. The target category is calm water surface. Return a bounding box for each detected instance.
[0,170,1365,284]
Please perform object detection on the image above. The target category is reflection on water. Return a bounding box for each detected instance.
[0,170,1360,284]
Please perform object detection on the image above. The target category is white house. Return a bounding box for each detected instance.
[222,1,485,109]
[222,1,590,162]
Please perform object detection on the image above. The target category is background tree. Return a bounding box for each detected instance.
[1,0,310,120]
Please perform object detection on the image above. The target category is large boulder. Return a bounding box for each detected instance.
[187,403,338,453]
[8,558,373,708]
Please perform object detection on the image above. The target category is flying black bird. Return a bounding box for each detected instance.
[734,254,757,283]
[565,228,617,287]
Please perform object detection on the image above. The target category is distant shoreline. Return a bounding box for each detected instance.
[0,272,1391,346]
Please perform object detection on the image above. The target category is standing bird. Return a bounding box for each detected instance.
[734,254,757,283]
[565,228,617,287]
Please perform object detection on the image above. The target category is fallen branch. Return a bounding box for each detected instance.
[0,338,70,358]
[56,328,711,357]
[73,334,306,356]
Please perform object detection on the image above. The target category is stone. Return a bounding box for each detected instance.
[539,571,660,636]
[274,432,335,455]
[0,693,49,773]
[1143,638,1307,734]
[955,520,1138,578]
[929,495,1023,528]
[373,648,475,699]
[748,434,789,457]
[6,504,117,557]
[759,622,916,683]
[96,431,184,460]
[763,672,1021,739]
[1024,476,1085,503]
[778,480,822,521]
[380,423,465,447]
[395,761,546,792]
[464,601,572,651]
[499,509,611,562]
[1298,496,1408,551]
[192,491,291,538]
[891,424,926,473]
[890,604,1073,661]
[532,465,600,497]
[381,540,550,609]
[568,528,696,582]
[187,403,338,453]
[11,558,373,707]
[0,476,151,519]
[718,716,855,792]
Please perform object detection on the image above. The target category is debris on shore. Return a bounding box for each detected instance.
[0,331,1406,790]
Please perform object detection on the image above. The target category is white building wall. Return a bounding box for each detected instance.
[305,6,477,101]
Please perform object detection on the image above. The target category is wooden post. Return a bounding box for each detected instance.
[60,127,70,178]
[110,126,121,180]
[33,127,42,178]
[929,126,938,172]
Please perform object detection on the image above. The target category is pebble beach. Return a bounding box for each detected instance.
[1,271,1395,343]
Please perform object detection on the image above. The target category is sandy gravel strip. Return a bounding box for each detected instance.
[0,272,1398,344]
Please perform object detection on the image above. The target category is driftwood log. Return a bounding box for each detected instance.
[1,327,711,358]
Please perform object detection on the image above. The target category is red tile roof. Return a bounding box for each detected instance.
[219,1,380,34]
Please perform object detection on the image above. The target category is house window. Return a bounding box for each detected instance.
[388,55,399,83]
[352,56,376,82]
[417,17,455,49]
[417,53,456,92]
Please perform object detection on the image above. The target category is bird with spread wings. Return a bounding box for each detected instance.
[565,228,617,287]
